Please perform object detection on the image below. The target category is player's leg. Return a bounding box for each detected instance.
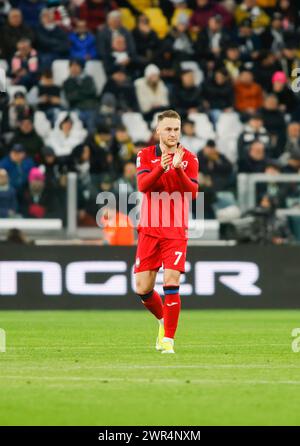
[160,239,187,353]
[134,233,165,349]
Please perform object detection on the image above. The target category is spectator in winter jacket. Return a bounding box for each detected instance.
[45,113,87,160]
[238,140,269,173]
[271,71,299,116]
[171,69,202,118]
[102,67,138,112]
[69,19,97,61]
[134,64,169,118]
[234,70,263,116]
[37,69,61,124]
[238,114,271,161]
[96,10,136,68]
[0,143,34,193]
[0,8,34,59]
[197,139,233,191]
[202,67,234,123]
[18,0,45,29]
[235,0,270,30]
[36,8,69,68]
[190,0,233,33]
[63,59,98,132]
[0,168,17,217]
[20,166,61,218]
[132,14,160,70]
[11,38,39,90]
[10,118,44,162]
[259,94,286,158]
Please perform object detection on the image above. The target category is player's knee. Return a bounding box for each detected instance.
[136,282,153,296]
[136,289,153,301]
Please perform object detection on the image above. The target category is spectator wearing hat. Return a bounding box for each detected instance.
[11,38,39,90]
[234,69,264,116]
[171,69,202,118]
[132,14,160,71]
[0,143,34,193]
[271,71,299,117]
[10,117,44,162]
[134,64,169,119]
[63,59,98,133]
[0,168,17,217]
[194,14,230,62]
[69,19,97,62]
[190,0,233,34]
[102,67,138,112]
[202,67,234,123]
[170,0,192,28]
[20,166,61,218]
[235,0,270,30]
[0,8,34,59]
[45,113,87,160]
[36,8,69,68]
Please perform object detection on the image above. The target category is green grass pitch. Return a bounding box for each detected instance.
[0,309,300,426]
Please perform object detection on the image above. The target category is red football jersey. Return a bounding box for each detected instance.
[136,144,199,240]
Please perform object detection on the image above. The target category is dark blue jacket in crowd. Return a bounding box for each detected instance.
[17,0,46,28]
[0,156,34,191]
[69,32,97,61]
[0,186,17,217]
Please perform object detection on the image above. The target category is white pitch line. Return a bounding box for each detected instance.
[1,364,300,371]
[1,376,300,385]
[5,343,290,350]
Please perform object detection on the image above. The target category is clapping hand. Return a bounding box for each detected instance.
[172,145,184,169]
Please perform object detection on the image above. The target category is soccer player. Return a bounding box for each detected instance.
[134,109,199,353]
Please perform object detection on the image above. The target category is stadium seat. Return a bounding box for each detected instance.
[216,136,239,164]
[144,8,169,38]
[180,61,204,86]
[33,111,51,139]
[7,85,27,100]
[0,59,9,73]
[122,112,151,142]
[52,59,69,86]
[216,112,242,163]
[171,8,192,27]
[188,112,215,141]
[120,8,136,31]
[128,0,152,12]
[216,112,243,138]
[85,60,107,95]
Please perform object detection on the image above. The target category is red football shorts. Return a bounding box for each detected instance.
[134,232,187,273]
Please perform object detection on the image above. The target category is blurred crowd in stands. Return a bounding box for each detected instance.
[0,0,300,241]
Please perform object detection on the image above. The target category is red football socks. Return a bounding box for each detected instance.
[140,289,163,320]
[163,285,181,339]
